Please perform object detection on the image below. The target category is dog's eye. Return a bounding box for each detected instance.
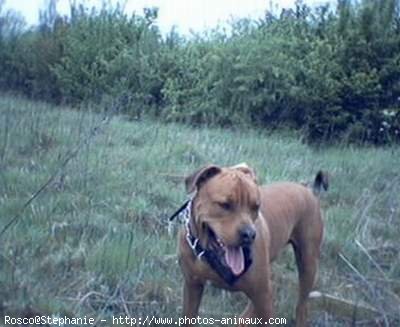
[218,201,233,211]
[251,203,260,212]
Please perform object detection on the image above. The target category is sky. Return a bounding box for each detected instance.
[3,0,334,35]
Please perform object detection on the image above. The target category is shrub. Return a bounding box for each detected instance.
[0,0,399,144]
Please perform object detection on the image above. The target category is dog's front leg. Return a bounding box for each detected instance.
[238,302,255,327]
[182,280,204,326]
[246,275,274,325]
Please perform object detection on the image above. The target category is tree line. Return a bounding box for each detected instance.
[0,0,399,144]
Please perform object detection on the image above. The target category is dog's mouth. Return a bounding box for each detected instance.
[224,245,245,276]
[206,225,246,276]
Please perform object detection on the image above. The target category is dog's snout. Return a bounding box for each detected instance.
[239,225,256,245]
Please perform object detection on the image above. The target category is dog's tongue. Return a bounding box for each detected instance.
[224,246,244,276]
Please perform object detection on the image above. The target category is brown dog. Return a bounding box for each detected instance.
[175,163,328,326]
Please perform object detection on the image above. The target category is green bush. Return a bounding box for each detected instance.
[0,0,399,144]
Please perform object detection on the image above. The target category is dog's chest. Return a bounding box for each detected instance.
[187,256,240,290]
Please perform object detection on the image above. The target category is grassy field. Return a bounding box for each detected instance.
[0,94,399,326]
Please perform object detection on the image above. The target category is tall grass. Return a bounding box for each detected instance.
[0,94,399,325]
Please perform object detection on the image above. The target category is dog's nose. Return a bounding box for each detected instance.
[239,225,256,245]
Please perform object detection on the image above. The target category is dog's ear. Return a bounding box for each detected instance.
[231,163,257,183]
[185,165,222,194]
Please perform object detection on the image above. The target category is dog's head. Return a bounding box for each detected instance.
[185,163,260,277]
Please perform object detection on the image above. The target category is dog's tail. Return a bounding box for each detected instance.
[312,171,329,196]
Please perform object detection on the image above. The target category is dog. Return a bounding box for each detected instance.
[173,163,328,326]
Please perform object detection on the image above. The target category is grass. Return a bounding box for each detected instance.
[0,94,399,326]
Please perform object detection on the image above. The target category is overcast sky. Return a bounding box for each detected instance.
[4,0,334,35]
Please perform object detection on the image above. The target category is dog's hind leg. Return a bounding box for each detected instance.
[291,238,321,327]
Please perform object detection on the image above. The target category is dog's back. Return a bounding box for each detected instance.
[258,172,328,262]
